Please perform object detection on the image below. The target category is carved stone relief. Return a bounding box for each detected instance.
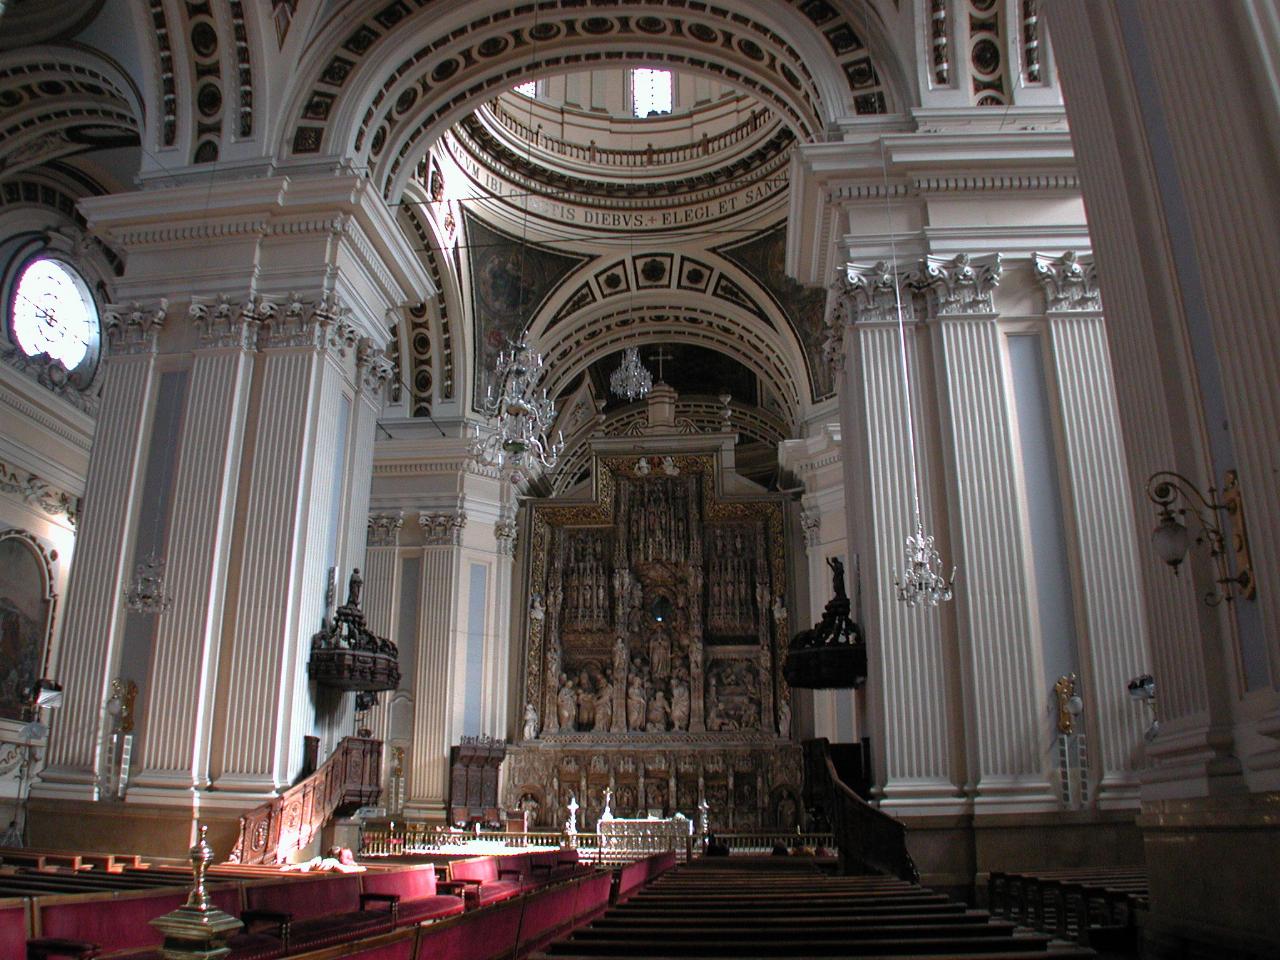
[511,452,792,831]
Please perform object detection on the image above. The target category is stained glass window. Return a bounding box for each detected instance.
[9,257,99,372]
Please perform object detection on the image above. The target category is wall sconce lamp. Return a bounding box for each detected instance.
[1146,469,1254,606]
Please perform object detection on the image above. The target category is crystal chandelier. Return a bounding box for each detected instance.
[609,346,653,402]
[895,522,955,607]
[471,338,564,483]
[124,551,173,614]
[881,147,955,607]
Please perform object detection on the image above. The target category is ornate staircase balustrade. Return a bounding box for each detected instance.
[229,736,382,865]
[802,737,918,883]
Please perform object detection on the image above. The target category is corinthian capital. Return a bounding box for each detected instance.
[357,338,396,394]
[420,510,466,546]
[1033,251,1101,313]
[104,299,168,356]
[842,262,917,324]
[189,293,260,350]
[918,253,1002,316]
[367,511,404,547]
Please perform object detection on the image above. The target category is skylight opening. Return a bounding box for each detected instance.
[631,68,672,117]
[514,80,537,98]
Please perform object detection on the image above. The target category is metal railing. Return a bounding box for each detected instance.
[486,101,774,168]
[358,823,835,864]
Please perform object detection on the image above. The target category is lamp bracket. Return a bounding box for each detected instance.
[1146,469,1254,605]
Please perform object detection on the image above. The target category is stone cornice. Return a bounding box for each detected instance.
[0,371,94,456]
[79,174,435,304]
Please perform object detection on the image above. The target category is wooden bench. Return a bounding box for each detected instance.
[988,867,1146,951]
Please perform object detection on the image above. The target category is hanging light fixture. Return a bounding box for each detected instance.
[879,145,955,607]
[470,7,565,485]
[124,420,176,614]
[124,552,174,614]
[471,338,564,483]
[609,346,653,402]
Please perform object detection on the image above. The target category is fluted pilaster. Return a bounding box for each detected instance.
[133,317,255,788]
[1039,257,1150,803]
[838,264,959,806]
[43,303,165,787]
[406,544,460,815]
[929,256,1051,806]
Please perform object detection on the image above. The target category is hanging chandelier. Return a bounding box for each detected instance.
[471,338,564,483]
[879,146,955,608]
[124,551,173,614]
[895,521,955,607]
[609,346,653,402]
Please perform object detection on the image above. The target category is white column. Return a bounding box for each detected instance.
[1044,1,1246,796]
[131,298,255,792]
[927,254,1054,809]
[1036,253,1150,805]
[41,304,164,792]
[839,265,962,810]
[405,510,464,817]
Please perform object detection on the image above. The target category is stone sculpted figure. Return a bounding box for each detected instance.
[626,672,647,731]
[670,670,690,731]
[651,628,670,680]
[593,672,614,731]
[556,674,575,730]
[523,702,539,741]
[777,696,791,738]
[576,670,595,730]
[647,687,670,732]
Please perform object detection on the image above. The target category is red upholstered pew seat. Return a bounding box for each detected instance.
[30,887,284,960]
[446,855,529,907]
[359,865,465,926]
[243,874,392,952]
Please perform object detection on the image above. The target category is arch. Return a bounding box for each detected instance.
[279,0,900,199]
[532,298,806,430]
[0,45,143,178]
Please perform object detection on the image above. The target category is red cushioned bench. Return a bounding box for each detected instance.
[445,855,529,908]
[358,866,465,927]
[242,874,393,953]
[418,870,614,960]
[29,886,284,960]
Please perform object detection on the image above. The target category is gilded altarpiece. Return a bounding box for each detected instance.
[506,454,801,833]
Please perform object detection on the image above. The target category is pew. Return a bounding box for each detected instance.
[28,885,285,960]
[445,854,533,907]
[358,864,466,926]
[987,867,1146,949]
[241,874,394,952]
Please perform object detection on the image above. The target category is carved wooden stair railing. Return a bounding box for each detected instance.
[229,736,382,865]
[802,737,918,883]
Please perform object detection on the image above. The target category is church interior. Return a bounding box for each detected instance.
[0,1,1278,958]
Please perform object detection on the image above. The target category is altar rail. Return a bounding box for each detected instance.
[358,823,834,864]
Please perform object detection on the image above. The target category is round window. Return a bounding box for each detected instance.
[8,256,100,374]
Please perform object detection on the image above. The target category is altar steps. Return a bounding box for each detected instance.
[533,859,1094,960]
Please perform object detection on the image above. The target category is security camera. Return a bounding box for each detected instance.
[1127,674,1155,701]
